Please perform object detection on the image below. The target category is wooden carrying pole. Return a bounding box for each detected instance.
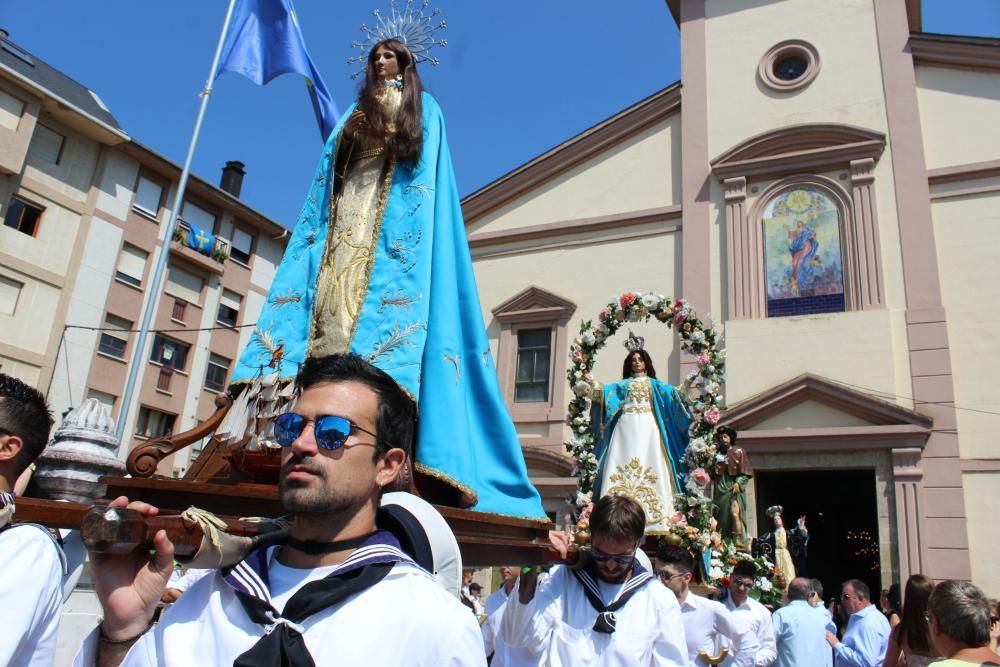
[14,496,564,567]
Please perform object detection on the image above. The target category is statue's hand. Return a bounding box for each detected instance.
[732,483,741,494]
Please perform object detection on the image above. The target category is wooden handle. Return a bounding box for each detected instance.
[80,507,206,557]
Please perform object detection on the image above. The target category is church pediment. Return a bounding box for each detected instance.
[722,374,932,453]
[492,286,577,322]
[711,123,886,181]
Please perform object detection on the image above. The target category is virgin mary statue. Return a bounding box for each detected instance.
[226,36,545,520]
[592,332,691,534]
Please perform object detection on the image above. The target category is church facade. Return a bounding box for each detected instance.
[463,0,1000,596]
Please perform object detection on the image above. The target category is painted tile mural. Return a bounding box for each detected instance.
[763,187,846,317]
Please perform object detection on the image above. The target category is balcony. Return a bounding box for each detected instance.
[170,219,231,275]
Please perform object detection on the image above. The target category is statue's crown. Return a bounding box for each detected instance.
[623,330,645,353]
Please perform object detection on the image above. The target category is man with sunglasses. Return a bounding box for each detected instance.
[500,494,688,665]
[825,579,890,667]
[77,354,486,667]
[656,544,758,666]
[721,560,776,666]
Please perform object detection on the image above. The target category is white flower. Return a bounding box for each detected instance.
[641,293,659,308]
[708,566,724,580]
[703,381,719,394]
[576,491,593,507]
[582,330,596,346]
[690,330,705,344]
[574,370,583,379]
[596,323,610,336]
[757,578,773,592]
[572,380,592,397]
[577,425,587,433]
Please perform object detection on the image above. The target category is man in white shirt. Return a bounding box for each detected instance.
[826,579,890,667]
[0,373,62,667]
[482,566,536,666]
[721,560,776,666]
[655,544,759,667]
[77,354,486,667]
[500,494,689,666]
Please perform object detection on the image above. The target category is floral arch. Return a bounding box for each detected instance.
[564,292,781,603]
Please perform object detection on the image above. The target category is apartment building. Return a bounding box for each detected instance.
[0,31,289,474]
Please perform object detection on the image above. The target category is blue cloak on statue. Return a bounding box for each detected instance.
[593,378,691,495]
[232,92,546,520]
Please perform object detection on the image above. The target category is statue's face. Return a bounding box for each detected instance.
[720,433,731,446]
[774,514,784,528]
[629,352,646,375]
[372,45,401,80]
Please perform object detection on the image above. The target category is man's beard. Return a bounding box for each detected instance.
[279,458,365,515]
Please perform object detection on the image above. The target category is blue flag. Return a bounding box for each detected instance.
[185,224,216,255]
[215,0,340,140]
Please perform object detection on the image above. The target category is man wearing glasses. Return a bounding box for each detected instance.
[721,560,777,666]
[825,579,890,667]
[77,354,486,667]
[500,494,688,665]
[656,544,759,666]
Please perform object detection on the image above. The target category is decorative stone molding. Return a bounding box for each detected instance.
[758,40,822,92]
[711,124,887,319]
[892,447,928,583]
[492,286,576,445]
[909,33,1000,73]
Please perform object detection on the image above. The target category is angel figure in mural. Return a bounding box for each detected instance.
[591,331,692,534]
[221,16,546,521]
[712,426,752,550]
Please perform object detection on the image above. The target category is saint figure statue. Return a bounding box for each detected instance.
[756,506,808,589]
[712,426,752,549]
[227,38,545,520]
[591,331,691,534]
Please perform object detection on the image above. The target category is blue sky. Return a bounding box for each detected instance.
[2,1,998,227]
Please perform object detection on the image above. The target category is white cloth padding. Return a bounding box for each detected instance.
[380,491,462,597]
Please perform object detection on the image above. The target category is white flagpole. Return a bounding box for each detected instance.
[114,0,239,446]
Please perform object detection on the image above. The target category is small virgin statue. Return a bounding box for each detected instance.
[591,331,691,534]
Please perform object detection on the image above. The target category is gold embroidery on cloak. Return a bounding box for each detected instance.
[310,86,402,358]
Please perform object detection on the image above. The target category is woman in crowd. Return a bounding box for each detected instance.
[884,574,942,667]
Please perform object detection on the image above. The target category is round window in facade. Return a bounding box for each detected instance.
[759,40,820,92]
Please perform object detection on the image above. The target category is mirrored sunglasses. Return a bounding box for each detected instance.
[590,548,636,565]
[274,412,376,451]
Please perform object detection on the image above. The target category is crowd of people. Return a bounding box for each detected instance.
[2,358,1000,666]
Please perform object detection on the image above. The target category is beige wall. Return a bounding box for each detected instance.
[962,472,1000,596]
[704,0,888,158]
[931,191,1000,459]
[468,115,681,236]
[916,66,1000,170]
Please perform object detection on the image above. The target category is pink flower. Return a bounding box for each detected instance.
[697,353,710,365]
[691,468,711,486]
[572,349,584,363]
[704,407,721,424]
[598,308,610,322]
[671,511,687,525]
[673,310,686,327]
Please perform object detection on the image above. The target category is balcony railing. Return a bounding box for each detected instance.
[173,219,231,264]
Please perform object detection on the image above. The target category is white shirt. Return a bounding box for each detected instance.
[722,595,777,667]
[482,585,537,667]
[499,565,689,666]
[679,593,759,667]
[74,561,486,666]
[0,524,65,667]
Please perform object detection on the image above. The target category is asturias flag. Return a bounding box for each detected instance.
[186,224,216,255]
[215,0,340,140]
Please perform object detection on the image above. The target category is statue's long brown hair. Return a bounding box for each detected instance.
[358,39,423,165]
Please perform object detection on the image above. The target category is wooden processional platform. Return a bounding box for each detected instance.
[19,392,560,567]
